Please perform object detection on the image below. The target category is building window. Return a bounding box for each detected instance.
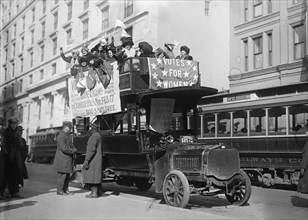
[253,0,262,18]
[4,67,7,81]
[293,24,305,60]
[19,79,23,93]
[54,12,58,30]
[31,29,34,44]
[124,0,133,18]
[84,0,89,10]
[268,32,272,66]
[82,19,89,40]
[4,48,8,63]
[41,21,45,38]
[204,0,210,15]
[66,29,72,44]
[55,0,59,5]
[12,42,15,57]
[67,2,72,21]
[6,30,9,43]
[253,36,263,69]
[11,83,14,97]
[42,0,46,14]
[243,39,248,71]
[32,7,35,22]
[52,63,57,75]
[40,69,44,80]
[40,44,45,61]
[13,23,16,37]
[20,57,23,73]
[29,74,33,85]
[11,62,15,77]
[268,0,272,13]
[30,51,34,67]
[244,0,248,21]
[52,38,57,56]
[16,4,19,13]
[3,87,7,99]
[22,16,25,30]
[101,7,109,30]
[21,36,24,51]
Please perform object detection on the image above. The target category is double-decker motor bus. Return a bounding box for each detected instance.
[195,82,308,187]
[70,57,252,208]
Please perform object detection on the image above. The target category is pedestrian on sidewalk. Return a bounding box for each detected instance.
[3,118,24,199]
[0,117,8,200]
[53,121,77,196]
[82,121,103,198]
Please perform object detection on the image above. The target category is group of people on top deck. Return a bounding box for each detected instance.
[60,35,194,78]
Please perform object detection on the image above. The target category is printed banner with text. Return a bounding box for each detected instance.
[68,63,121,118]
[148,58,199,90]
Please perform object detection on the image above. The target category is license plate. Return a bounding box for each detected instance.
[180,136,194,143]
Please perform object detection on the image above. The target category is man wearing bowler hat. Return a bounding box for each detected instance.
[53,121,77,196]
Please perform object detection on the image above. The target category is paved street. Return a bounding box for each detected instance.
[0,163,307,219]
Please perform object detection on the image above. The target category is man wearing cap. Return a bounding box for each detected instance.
[82,121,103,198]
[53,121,77,196]
[60,47,81,78]
[3,118,24,198]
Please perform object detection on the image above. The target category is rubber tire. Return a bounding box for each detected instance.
[163,170,190,208]
[134,178,153,191]
[225,169,252,206]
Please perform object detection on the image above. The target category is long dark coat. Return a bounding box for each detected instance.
[0,128,7,188]
[298,140,308,193]
[4,127,24,187]
[53,131,76,173]
[83,131,103,184]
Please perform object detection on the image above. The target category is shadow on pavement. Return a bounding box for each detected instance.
[101,182,236,209]
[0,201,37,214]
[290,196,308,208]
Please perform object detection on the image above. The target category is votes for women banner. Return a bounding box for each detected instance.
[148,58,199,90]
[68,63,121,118]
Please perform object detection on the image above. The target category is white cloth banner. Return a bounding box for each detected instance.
[68,63,121,118]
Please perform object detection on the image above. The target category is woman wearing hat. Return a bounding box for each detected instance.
[175,45,193,60]
[82,121,103,198]
[138,41,155,58]
[91,38,109,61]
[60,47,81,77]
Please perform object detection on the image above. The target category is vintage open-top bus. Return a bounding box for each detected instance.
[70,57,252,208]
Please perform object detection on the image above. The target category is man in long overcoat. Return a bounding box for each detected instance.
[3,118,24,198]
[0,117,7,199]
[83,121,103,198]
[53,121,77,196]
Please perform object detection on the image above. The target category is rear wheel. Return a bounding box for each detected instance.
[225,169,252,206]
[163,170,190,208]
[134,178,153,191]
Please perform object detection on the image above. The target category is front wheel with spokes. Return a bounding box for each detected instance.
[162,170,190,208]
[225,169,252,206]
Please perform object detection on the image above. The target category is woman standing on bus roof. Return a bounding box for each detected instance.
[82,121,103,198]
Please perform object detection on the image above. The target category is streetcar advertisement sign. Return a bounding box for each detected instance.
[148,58,199,90]
[67,63,121,118]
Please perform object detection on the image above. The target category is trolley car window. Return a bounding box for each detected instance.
[289,105,308,135]
[268,107,286,135]
[233,110,248,136]
[250,109,266,136]
[203,114,215,137]
[218,112,231,137]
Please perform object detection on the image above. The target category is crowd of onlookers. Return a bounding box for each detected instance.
[0,118,28,200]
